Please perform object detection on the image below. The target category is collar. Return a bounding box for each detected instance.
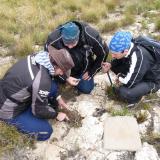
[125,42,134,57]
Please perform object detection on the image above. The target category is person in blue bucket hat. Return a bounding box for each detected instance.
[45,21,109,94]
[102,31,160,106]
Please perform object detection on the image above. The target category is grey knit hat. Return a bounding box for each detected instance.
[48,45,74,77]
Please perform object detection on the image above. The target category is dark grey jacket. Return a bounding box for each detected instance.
[0,55,57,120]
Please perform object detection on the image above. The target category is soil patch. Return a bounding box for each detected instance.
[60,108,84,128]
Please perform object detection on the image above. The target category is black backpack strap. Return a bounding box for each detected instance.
[132,36,157,60]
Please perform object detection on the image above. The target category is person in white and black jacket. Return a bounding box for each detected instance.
[45,21,109,94]
[102,31,160,105]
[0,46,74,141]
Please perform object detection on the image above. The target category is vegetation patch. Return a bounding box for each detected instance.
[1,0,160,57]
[152,35,160,41]
[99,21,119,33]
[155,19,160,31]
[0,121,35,158]
[104,0,122,12]
[128,101,152,112]
[60,108,84,128]
[134,110,149,124]
[0,60,17,79]
[105,85,118,100]
[105,85,126,105]
[106,106,132,116]
[59,84,78,102]
[81,8,99,23]
[119,14,135,27]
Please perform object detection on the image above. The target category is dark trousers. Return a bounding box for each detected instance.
[111,62,159,103]
[116,82,157,103]
[77,76,94,94]
[5,107,53,141]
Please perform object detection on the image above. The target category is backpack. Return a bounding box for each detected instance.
[133,36,160,62]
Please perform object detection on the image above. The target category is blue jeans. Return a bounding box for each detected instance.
[49,80,58,97]
[6,108,53,141]
[77,75,94,94]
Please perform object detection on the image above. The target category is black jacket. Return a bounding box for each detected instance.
[111,43,160,89]
[0,55,57,120]
[45,21,109,77]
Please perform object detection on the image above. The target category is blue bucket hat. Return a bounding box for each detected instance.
[109,31,132,53]
[61,22,80,45]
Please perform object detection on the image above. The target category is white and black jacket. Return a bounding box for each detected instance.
[111,43,160,89]
[0,55,57,120]
[45,21,109,78]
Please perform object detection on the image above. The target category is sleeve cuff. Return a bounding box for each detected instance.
[118,77,123,83]
[56,95,62,100]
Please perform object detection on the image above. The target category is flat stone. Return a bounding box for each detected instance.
[104,116,142,151]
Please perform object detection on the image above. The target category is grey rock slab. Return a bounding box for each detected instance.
[104,116,142,151]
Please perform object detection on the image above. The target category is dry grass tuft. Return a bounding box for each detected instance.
[60,109,84,128]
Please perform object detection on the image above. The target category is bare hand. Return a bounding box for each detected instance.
[102,62,111,73]
[57,97,70,110]
[82,72,91,80]
[56,112,69,121]
[66,76,80,86]
[115,77,121,86]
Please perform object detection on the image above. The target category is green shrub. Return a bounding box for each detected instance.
[0,121,34,157]
[33,30,49,45]
[0,62,16,79]
[153,0,160,9]
[125,0,160,16]
[10,35,34,57]
[125,4,140,15]
[0,0,160,58]
[104,0,121,12]
[106,85,117,100]
[152,35,160,41]
[134,110,149,123]
[155,19,160,31]
[107,107,132,116]
[99,21,119,33]
[61,0,82,12]
[141,20,148,30]
[0,30,15,47]
[81,8,99,23]
[119,14,135,27]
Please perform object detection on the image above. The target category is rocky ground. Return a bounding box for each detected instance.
[0,58,160,160]
[1,71,160,160]
[30,73,160,160]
